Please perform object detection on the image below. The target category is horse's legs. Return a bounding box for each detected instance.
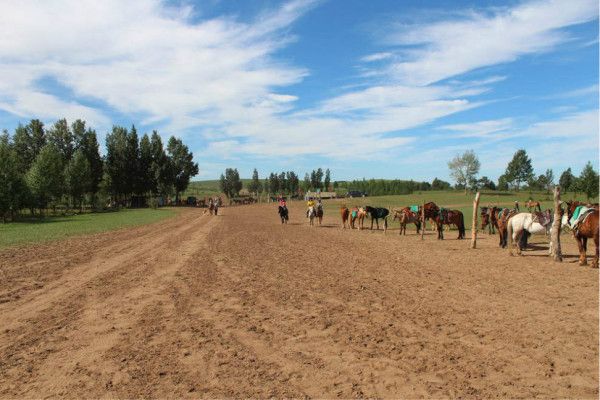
[593,234,599,268]
[575,234,587,266]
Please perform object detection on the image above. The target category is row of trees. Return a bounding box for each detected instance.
[448,149,598,198]
[0,118,198,221]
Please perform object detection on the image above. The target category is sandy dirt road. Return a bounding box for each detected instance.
[0,203,597,398]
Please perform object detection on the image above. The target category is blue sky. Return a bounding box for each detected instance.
[0,0,597,183]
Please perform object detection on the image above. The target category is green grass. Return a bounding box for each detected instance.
[0,208,177,249]
[316,190,597,232]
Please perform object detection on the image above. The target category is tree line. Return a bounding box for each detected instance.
[0,118,198,221]
[448,149,598,199]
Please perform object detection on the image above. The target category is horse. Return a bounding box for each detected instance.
[392,208,421,235]
[278,205,289,224]
[350,207,368,230]
[208,199,214,215]
[213,198,219,216]
[565,201,599,268]
[423,202,465,239]
[525,200,542,212]
[507,212,553,257]
[340,206,350,229]
[480,206,500,234]
[364,206,389,232]
[316,202,324,225]
[307,205,316,226]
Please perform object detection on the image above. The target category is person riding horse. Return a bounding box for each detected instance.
[306,197,315,218]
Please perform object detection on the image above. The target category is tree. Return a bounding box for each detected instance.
[324,169,331,191]
[105,126,129,200]
[477,176,496,190]
[577,162,599,200]
[268,172,279,195]
[167,136,199,202]
[248,168,262,195]
[315,168,324,190]
[431,177,451,191]
[26,145,65,212]
[138,134,153,195]
[74,125,103,202]
[303,173,310,192]
[503,149,534,190]
[125,126,140,195]
[278,171,287,194]
[497,174,509,191]
[220,168,242,199]
[447,150,480,194]
[150,131,173,196]
[288,171,299,195]
[544,169,554,193]
[65,150,91,210]
[0,141,25,221]
[559,168,575,193]
[47,118,74,162]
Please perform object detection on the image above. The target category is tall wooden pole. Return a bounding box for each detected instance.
[550,186,563,261]
[471,192,481,249]
[421,202,425,240]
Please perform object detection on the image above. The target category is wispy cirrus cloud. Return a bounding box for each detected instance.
[382,0,597,85]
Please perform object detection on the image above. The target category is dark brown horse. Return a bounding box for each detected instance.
[480,206,500,234]
[423,202,465,239]
[496,208,517,248]
[565,201,599,268]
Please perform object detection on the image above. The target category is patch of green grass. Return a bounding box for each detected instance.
[0,208,177,249]
[317,190,596,232]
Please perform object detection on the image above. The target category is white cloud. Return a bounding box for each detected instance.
[384,0,597,85]
[361,52,393,62]
[440,118,514,138]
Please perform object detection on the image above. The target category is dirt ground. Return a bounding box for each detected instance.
[0,202,598,398]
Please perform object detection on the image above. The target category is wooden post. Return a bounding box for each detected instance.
[421,202,425,240]
[550,186,562,261]
[471,192,481,249]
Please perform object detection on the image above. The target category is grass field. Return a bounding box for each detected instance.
[0,208,177,249]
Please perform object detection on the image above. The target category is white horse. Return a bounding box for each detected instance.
[507,212,552,256]
[307,205,316,226]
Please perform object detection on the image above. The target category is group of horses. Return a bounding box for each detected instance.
[338,202,466,239]
[481,200,599,268]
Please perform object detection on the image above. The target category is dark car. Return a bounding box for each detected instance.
[346,191,367,198]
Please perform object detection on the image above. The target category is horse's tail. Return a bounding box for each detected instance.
[459,214,466,239]
[507,218,514,256]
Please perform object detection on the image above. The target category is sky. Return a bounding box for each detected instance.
[0,0,598,183]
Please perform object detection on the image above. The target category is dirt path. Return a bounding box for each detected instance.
[0,203,597,398]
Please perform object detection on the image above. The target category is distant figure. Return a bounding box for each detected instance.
[514,201,520,212]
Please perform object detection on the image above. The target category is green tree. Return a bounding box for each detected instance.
[248,168,262,195]
[105,126,129,200]
[315,168,324,190]
[559,168,575,193]
[0,141,26,221]
[268,172,279,194]
[65,150,91,210]
[167,136,199,202]
[324,168,331,191]
[126,126,140,195]
[220,168,242,199]
[26,145,65,213]
[138,134,153,195]
[47,118,74,162]
[431,177,451,190]
[503,149,534,190]
[150,131,172,196]
[302,173,310,192]
[477,176,496,190]
[497,174,509,191]
[577,162,599,200]
[73,122,103,203]
[544,169,554,193]
[447,150,480,193]
[288,171,299,195]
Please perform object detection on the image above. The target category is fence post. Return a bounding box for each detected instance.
[471,192,481,249]
[550,186,563,261]
[421,202,425,240]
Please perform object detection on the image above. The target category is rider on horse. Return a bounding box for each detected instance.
[306,197,315,217]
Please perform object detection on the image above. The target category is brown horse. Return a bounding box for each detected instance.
[525,200,542,212]
[480,206,500,234]
[348,207,367,229]
[340,206,350,229]
[496,208,517,248]
[392,208,421,235]
[565,201,599,268]
[423,202,465,239]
